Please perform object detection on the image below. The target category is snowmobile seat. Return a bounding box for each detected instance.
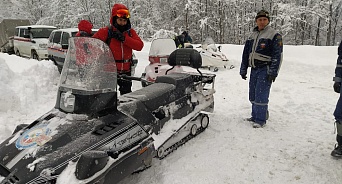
[155,73,194,92]
[120,83,176,111]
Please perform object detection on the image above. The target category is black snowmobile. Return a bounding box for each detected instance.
[0,37,216,184]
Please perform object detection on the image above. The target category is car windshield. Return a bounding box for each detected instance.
[30,28,56,38]
[59,37,118,92]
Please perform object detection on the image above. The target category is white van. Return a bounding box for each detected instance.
[47,28,98,73]
[13,25,56,60]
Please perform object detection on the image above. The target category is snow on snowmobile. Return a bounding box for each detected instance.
[141,38,183,87]
[0,37,216,184]
[194,37,234,72]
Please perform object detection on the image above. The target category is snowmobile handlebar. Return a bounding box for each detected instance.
[118,74,142,81]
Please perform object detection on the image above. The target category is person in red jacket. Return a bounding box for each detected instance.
[93,3,144,95]
[76,20,93,37]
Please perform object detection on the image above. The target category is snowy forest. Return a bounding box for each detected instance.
[4,0,342,46]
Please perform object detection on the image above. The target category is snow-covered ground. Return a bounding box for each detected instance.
[1,42,342,183]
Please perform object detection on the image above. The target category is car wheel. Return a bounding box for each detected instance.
[32,51,40,61]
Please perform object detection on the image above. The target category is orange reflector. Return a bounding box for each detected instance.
[138,146,148,155]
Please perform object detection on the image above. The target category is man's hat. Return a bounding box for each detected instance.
[255,10,270,20]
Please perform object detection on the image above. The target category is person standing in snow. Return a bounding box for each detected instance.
[93,3,143,95]
[239,10,283,128]
[331,41,342,157]
[76,20,93,37]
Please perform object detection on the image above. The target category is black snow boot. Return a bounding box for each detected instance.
[331,144,342,158]
[332,134,342,157]
[246,117,255,122]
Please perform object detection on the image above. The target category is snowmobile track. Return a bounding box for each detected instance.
[157,127,207,160]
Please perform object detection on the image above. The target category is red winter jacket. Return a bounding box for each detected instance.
[93,3,143,73]
[92,27,143,73]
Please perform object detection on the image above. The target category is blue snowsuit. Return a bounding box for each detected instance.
[333,41,342,144]
[333,42,342,120]
[240,25,283,126]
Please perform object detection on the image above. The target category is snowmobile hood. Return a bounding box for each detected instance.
[0,108,144,184]
[0,38,149,183]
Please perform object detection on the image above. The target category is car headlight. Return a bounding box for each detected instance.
[39,44,47,48]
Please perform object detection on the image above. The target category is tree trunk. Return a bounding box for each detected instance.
[326,3,332,46]
[218,1,223,43]
[315,18,321,46]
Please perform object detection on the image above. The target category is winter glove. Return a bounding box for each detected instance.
[334,82,341,93]
[111,30,125,42]
[241,74,247,80]
[268,75,276,82]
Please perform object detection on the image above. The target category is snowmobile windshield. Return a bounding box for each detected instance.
[203,37,216,45]
[59,37,118,92]
[149,38,176,57]
[202,37,217,52]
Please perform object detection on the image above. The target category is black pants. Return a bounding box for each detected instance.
[117,72,132,95]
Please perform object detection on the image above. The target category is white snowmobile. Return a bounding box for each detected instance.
[0,37,216,184]
[141,38,183,87]
[195,37,234,72]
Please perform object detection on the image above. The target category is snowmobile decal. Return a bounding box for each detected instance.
[105,125,147,151]
[15,124,52,149]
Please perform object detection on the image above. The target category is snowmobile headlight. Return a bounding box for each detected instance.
[60,92,75,112]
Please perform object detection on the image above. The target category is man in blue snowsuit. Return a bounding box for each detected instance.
[240,10,283,128]
[331,41,342,157]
